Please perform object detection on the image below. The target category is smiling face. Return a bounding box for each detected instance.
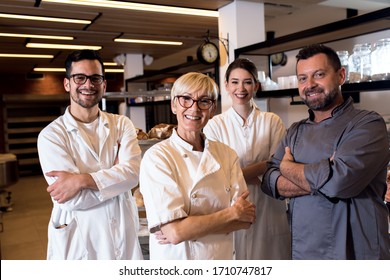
[170,72,218,143]
[172,91,216,140]
[296,53,345,112]
[225,68,259,107]
[64,59,106,110]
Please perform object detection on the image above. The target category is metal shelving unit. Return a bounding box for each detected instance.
[2,94,68,176]
[255,80,390,99]
[234,7,390,99]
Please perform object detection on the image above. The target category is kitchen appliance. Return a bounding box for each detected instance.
[0,153,19,212]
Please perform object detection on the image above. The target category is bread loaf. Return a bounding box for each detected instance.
[148,123,176,139]
[133,187,144,207]
[136,128,149,140]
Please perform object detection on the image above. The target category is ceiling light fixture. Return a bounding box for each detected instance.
[105,69,124,73]
[0,53,54,58]
[42,0,219,17]
[26,43,102,50]
[0,32,73,40]
[34,67,124,73]
[34,68,65,72]
[143,54,154,66]
[103,62,118,66]
[114,38,182,45]
[0,13,91,24]
[113,54,126,66]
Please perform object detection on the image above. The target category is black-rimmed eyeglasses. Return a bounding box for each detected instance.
[175,95,215,110]
[68,74,105,85]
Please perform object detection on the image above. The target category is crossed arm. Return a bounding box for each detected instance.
[45,171,97,203]
[242,160,268,184]
[276,147,311,197]
[46,142,122,203]
[155,190,256,245]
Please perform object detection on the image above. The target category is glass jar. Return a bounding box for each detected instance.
[371,38,390,81]
[337,50,349,82]
[348,43,372,83]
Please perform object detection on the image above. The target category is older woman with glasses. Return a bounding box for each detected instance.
[140,72,256,260]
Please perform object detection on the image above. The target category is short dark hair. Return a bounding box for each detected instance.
[65,49,105,77]
[296,44,341,71]
[225,58,259,82]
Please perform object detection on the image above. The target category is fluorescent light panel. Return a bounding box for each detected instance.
[34,67,124,73]
[43,0,219,17]
[0,32,73,40]
[0,53,54,58]
[34,68,65,72]
[105,69,124,73]
[26,42,101,50]
[103,62,118,66]
[114,38,182,45]
[0,13,91,24]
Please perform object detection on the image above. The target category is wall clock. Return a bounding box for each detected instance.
[271,52,287,66]
[197,41,219,65]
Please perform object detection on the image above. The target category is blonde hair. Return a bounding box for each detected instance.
[171,72,219,101]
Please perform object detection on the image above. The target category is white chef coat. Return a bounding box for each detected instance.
[204,105,291,259]
[139,129,247,260]
[37,107,143,260]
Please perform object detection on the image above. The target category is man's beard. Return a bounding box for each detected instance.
[71,90,101,108]
[303,86,339,111]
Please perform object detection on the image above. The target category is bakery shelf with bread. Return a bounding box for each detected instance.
[133,122,178,259]
[137,123,177,155]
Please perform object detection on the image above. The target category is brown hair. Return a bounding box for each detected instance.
[225,58,259,82]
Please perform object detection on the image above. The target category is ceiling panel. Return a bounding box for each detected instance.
[0,0,387,74]
[0,0,226,73]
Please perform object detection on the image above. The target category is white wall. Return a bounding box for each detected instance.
[265,5,377,38]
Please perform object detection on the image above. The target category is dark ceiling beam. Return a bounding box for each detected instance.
[347,8,358,18]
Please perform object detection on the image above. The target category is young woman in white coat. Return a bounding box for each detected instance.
[203,58,291,259]
[140,72,256,260]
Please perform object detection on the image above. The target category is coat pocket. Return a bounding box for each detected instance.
[48,218,88,260]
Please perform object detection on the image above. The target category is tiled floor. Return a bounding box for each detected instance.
[0,175,51,260]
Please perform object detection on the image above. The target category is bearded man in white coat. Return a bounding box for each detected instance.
[38,50,143,260]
